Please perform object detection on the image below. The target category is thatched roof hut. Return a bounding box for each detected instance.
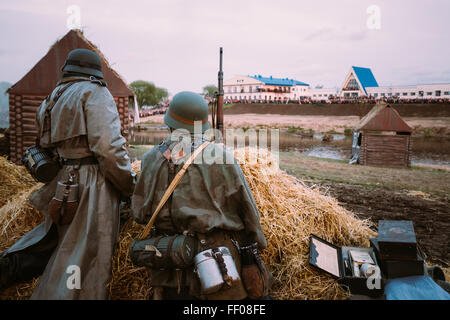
[351,103,413,167]
[7,29,134,164]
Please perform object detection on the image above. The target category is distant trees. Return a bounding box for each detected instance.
[202,85,218,99]
[130,80,168,109]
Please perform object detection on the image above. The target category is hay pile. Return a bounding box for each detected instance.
[109,217,152,299]
[232,148,376,299]
[0,157,43,299]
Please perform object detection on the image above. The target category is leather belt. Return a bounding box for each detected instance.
[63,156,98,166]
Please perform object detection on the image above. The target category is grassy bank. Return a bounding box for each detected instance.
[279,151,450,201]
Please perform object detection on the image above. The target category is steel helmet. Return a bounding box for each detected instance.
[61,48,104,79]
[164,91,210,133]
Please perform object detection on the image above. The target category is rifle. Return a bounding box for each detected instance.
[211,47,224,139]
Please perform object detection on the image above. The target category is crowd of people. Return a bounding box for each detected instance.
[224,96,450,105]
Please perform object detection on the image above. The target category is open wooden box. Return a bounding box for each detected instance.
[309,234,385,297]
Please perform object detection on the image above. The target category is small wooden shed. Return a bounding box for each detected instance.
[351,103,413,167]
[7,29,134,164]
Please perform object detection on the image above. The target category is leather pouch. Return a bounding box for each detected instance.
[240,243,270,299]
[48,181,79,225]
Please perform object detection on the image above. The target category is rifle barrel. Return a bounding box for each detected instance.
[217,47,224,135]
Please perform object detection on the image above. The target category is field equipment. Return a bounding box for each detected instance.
[48,173,79,226]
[130,234,199,269]
[61,48,104,79]
[240,242,270,298]
[22,146,61,183]
[164,91,210,133]
[193,246,240,295]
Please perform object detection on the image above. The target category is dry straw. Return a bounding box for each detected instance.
[0,157,43,299]
[1,152,447,300]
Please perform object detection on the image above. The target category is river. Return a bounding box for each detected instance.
[128,127,450,167]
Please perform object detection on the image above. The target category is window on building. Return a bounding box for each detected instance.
[381,93,385,97]
[436,91,441,96]
[249,86,253,93]
[427,92,432,96]
[234,87,237,93]
[410,92,415,96]
[374,93,378,97]
[395,93,400,96]
[444,91,450,95]
[388,93,392,97]
[345,76,360,90]
[402,92,408,96]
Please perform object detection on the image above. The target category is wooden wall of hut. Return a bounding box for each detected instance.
[9,94,130,164]
[360,134,411,167]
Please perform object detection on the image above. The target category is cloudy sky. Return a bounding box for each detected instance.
[1,0,449,95]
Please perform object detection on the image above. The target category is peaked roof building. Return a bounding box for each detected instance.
[355,103,412,132]
[341,66,378,96]
[7,29,134,164]
[8,29,134,97]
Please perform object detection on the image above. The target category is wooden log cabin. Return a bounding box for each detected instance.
[351,103,413,167]
[7,29,134,164]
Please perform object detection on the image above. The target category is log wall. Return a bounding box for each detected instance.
[360,133,411,167]
[9,94,130,164]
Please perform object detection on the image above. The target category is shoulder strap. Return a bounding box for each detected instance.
[39,79,89,145]
[139,141,211,239]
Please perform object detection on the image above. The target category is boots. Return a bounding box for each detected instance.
[0,249,54,291]
[0,225,58,291]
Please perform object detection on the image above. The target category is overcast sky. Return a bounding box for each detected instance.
[1,0,449,95]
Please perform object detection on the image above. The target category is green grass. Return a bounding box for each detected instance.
[344,128,353,136]
[279,151,450,200]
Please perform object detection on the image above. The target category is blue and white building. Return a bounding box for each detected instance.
[224,67,450,102]
[340,66,450,100]
[223,74,309,102]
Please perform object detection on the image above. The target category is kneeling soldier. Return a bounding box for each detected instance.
[131,91,270,300]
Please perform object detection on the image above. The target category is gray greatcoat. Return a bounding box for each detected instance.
[5,76,135,299]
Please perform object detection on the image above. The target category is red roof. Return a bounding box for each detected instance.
[355,104,412,132]
[8,30,134,97]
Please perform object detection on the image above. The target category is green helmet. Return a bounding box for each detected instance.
[61,48,104,79]
[164,91,210,133]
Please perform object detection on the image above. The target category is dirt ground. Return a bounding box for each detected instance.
[280,152,450,266]
[322,183,449,267]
